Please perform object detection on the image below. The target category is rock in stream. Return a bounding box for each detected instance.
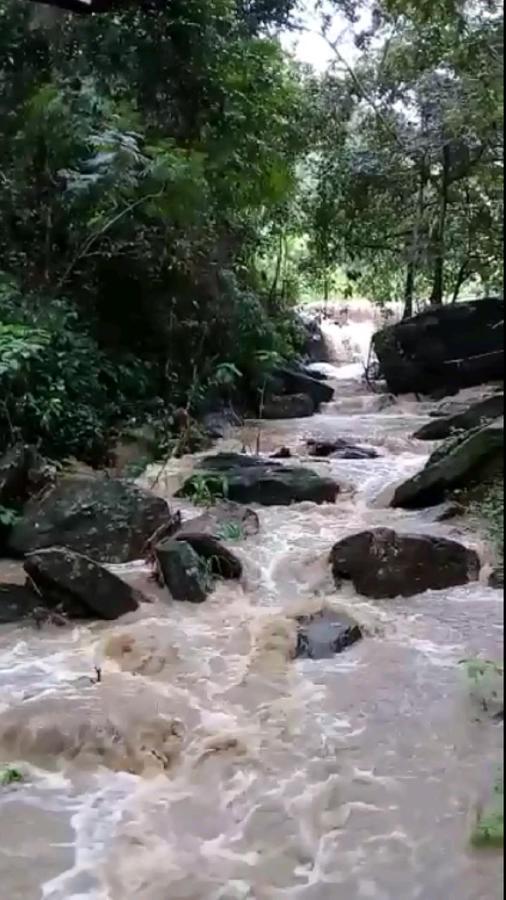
[330,527,481,598]
[24,548,141,620]
[8,476,174,563]
[179,453,339,507]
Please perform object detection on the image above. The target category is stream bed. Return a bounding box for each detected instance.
[0,361,503,900]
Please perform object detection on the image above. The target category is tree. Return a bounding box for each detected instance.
[303,0,503,312]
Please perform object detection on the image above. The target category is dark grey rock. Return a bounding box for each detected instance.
[489,567,504,589]
[8,476,173,563]
[24,548,140,620]
[274,365,334,406]
[262,394,315,419]
[271,447,292,459]
[373,297,504,395]
[307,439,379,460]
[414,395,504,441]
[156,540,210,603]
[392,422,504,509]
[0,583,40,624]
[182,458,339,506]
[330,528,480,599]
[296,610,362,659]
[177,501,260,540]
[174,532,242,579]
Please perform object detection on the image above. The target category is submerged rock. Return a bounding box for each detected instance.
[24,548,140,620]
[156,540,210,603]
[262,393,315,419]
[307,438,379,460]
[392,421,504,509]
[0,583,40,624]
[182,455,339,506]
[414,394,504,441]
[489,567,504,589]
[177,501,259,540]
[8,476,173,563]
[174,533,242,580]
[330,528,480,598]
[271,447,292,459]
[178,501,260,541]
[295,609,362,659]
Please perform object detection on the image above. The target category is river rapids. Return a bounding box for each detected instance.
[0,318,503,900]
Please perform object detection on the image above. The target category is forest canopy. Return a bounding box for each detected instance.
[0,0,503,458]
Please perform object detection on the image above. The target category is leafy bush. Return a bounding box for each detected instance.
[0,766,24,786]
[0,281,157,461]
[471,771,504,849]
[181,474,229,507]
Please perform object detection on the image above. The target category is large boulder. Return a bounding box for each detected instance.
[262,394,315,420]
[24,548,140,620]
[307,438,379,460]
[373,298,504,395]
[180,455,339,506]
[0,584,40,624]
[392,421,504,509]
[274,365,334,407]
[330,528,480,599]
[174,533,242,579]
[414,394,504,441]
[156,540,210,603]
[7,476,174,563]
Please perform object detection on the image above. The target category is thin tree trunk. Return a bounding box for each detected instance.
[269,231,284,303]
[403,260,415,318]
[430,144,451,306]
[451,262,468,303]
[404,155,427,318]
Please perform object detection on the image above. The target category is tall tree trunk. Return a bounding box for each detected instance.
[451,261,468,303]
[403,260,415,318]
[404,155,428,318]
[430,144,451,306]
[269,231,284,304]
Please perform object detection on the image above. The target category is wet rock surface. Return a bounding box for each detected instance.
[414,394,504,441]
[330,527,481,598]
[373,297,504,395]
[273,365,334,407]
[295,609,362,659]
[8,476,174,563]
[156,540,210,603]
[262,394,315,419]
[177,501,260,540]
[393,421,504,508]
[184,455,339,506]
[0,583,40,624]
[307,438,379,460]
[174,533,242,580]
[24,548,140,620]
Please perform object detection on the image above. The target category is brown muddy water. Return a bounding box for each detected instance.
[0,348,503,899]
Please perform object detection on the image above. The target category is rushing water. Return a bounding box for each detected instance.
[0,358,503,900]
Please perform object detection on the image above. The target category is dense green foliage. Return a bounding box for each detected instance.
[0,0,503,460]
[471,770,504,849]
[297,0,504,311]
[0,0,307,458]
